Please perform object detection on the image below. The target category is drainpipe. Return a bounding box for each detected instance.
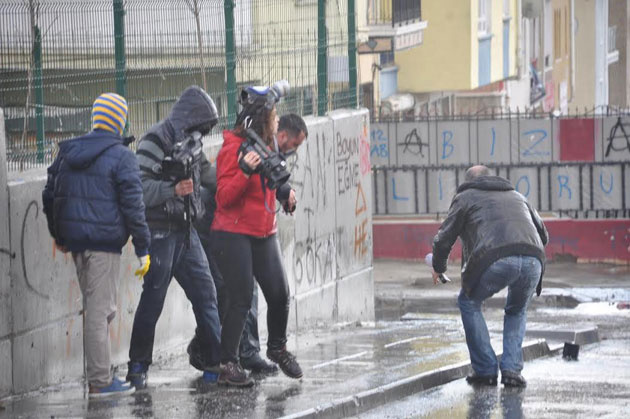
[570,0,575,101]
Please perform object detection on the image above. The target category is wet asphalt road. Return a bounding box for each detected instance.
[1,261,629,418]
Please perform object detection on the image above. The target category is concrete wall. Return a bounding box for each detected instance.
[0,109,374,398]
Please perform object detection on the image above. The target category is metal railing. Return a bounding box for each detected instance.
[372,162,629,219]
[1,0,357,171]
[367,0,421,27]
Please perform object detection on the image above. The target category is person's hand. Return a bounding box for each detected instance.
[55,241,69,254]
[283,189,297,214]
[175,178,194,196]
[135,255,151,279]
[240,151,261,172]
[431,270,440,286]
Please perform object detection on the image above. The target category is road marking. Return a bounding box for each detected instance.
[384,336,425,348]
[311,351,371,369]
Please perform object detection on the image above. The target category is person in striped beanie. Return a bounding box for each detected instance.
[91,92,128,135]
[43,93,151,397]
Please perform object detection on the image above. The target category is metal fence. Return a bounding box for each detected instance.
[1,0,357,171]
[372,162,630,219]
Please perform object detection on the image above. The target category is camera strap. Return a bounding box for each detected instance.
[259,173,280,214]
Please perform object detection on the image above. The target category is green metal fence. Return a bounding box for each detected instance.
[1,0,358,171]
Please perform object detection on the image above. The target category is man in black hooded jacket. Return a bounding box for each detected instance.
[431,165,548,388]
[126,86,221,388]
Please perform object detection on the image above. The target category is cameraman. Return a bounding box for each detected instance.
[211,85,307,386]
[126,86,222,389]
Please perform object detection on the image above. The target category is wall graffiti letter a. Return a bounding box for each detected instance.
[605,117,630,157]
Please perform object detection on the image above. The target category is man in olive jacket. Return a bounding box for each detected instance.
[431,165,548,388]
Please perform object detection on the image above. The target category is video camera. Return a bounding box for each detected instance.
[161,131,203,247]
[161,131,203,181]
[236,80,291,190]
[238,128,290,190]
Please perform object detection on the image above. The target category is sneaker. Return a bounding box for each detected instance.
[465,371,498,386]
[89,377,135,398]
[218,362,254,387]
[267,347,303,379]
[126,361,148,390]
[501,370,527,388]
[240,354,279,374]
[202,365,221,383]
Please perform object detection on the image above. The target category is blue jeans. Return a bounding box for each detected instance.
[129,228,221,367]
[457,255,541,376]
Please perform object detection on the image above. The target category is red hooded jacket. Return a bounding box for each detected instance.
[211,130,277,237]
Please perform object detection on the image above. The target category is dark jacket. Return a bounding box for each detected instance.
[432,176,548,296]
[42,130,150,257]
[135,86,217,229]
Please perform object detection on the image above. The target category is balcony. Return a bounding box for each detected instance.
[363,0,427,52]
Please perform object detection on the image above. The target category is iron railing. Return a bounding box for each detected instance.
[372,162,630,219]
[367,0,421,27]
[1,0,358,171]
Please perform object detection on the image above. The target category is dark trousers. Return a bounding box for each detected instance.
[199,232,260,359]
[211,230,289,363]
[129,228,221,367]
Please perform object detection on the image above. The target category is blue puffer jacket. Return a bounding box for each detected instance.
[42,130,150,257]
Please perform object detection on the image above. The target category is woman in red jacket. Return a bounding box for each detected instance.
[211,86,303,387]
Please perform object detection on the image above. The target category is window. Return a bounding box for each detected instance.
[608,26,617,54]
[503,0,510,17]
[478,0,491,35]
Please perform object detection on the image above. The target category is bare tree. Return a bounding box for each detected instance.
[184,0,208,90]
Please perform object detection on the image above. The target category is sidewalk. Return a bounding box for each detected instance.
[1,261,628,418]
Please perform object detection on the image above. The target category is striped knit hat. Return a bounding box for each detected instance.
[91,93,128,135]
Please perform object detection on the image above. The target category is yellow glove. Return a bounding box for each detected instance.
[135,255,151,279]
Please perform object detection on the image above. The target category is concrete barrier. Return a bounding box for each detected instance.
[373,218,630,263]
[0,108,374,397]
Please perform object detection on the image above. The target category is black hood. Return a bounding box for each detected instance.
[456,175,514,193]
[59,130,122,170]
[143,86,218,146]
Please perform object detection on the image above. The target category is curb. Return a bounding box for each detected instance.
[282,327,600,419]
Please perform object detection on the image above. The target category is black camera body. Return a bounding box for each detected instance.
[160,131,203,247]
[238,128,290,190]
[162,131,203,182]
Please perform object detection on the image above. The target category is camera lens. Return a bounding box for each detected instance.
[270,80,290,101]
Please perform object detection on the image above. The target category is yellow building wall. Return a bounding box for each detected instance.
[484,0,519,85]
[571,0,595,108]
[397,0,473,92]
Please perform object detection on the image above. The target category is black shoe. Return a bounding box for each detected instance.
[501,370,527,388]
[187,337,212,371]
[267,347,303,379]
[126,362,148,390]
[240,354,279,374]
[218,362,254,387]
[465,371,498,386]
